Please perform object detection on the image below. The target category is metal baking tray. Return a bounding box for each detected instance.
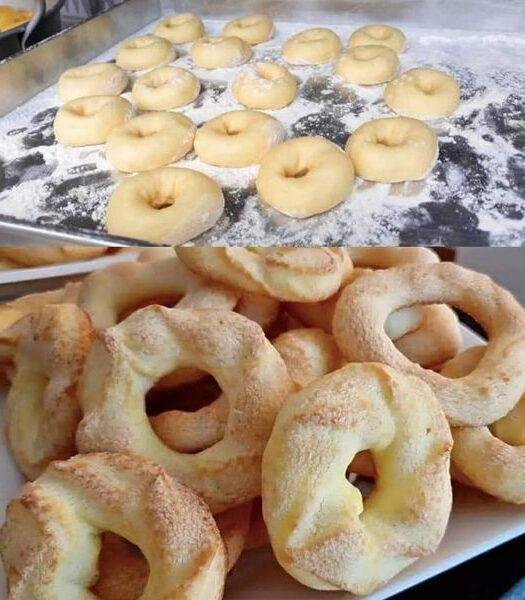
[0,0,524,246]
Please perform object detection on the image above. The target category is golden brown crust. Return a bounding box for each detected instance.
[0,246,107,267]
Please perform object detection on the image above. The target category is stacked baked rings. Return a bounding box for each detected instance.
[58,62,129,102]
[132,66,201,110]
[232,62,298,109]
[116,35,175,71]
[192,36,252,69]
[282,27,341,65]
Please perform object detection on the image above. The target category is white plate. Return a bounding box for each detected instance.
[0,325,524,599]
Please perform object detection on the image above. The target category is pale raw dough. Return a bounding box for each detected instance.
[154,13,204,43]
[223,14,274,45]
[335,45,399,85]
[116,35,175,71]
[256,136,355,218]
[232,62,297,109]
[282,28,341,65]
[132,66,200,110]
[58,63,128,103]
[348,24,406,53]
[191,36,252,69]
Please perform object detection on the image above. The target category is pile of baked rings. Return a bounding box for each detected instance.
[52,14,461,244]
[0,246,523,599]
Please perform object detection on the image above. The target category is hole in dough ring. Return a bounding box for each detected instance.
[116,35,176,71]
[384,67,460,119]
[54,96,132,147]
[154,12,204,44]
[257,136,355,217]
[0,453,227,599]
[76,307,294,513]
[106,111,196,173]
[58,62,128,103]
[223,14,274,45]
[106,167,224,245]
[232,62,297,109]
[335,44,399,85]
[192,36,252,69]
[261,362,452,595]
[441,346,525,504]
[282,27,341,65]
[333,262,525,426]
[194,110,285,167]
[345,116,438,183]
[132,66,200,110]
[348,24,406,53]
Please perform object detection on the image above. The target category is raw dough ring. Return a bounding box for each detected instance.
[348,24,406,53]
[106,168,224,245]
[335,44,399,85]
[0,453,227,599]
[176,247,353,302]
[384,67,460,119]
[5,304,95,479]
[257,136,355,217]
[132,66,200,110]
[76,307,294,512]
[58,62,128,102]
[345,117,438,183]
[106,111,196,173]
[116,35,175,71]
[262,362,452,594]
[441,346,525,504]
[282,27,341,65]
[54,96,132,147]
[192,36,252,69]
[194,110,285,167]
[154,12,204,44]
[333,262,525,426]
[232,62,297,109]
[223,14,274,45]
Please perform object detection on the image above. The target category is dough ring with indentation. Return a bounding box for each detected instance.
[106,167,224,244]
[223,14,274,45]
[345,116,438,182]
[348,24,406,53]
[132,66,201,110]
[333,262,525,426]
[0,453,227,599]
[335,44,399,85]
[54,96,132,147]
[192,36,252,69]
[154,12,204,43]
[257,136,355,217]
[106,111,196,173]
[384,67,460,119]
[194,110,285,167]
[58,62,129,103]
[262,362,452,594]
[176,247,353,302]
[116,35,175,71]
[5,304,95,479]
[232,62,297,110]
[76,307,294,513]
[283,27,341,65]
[441,346,525,504]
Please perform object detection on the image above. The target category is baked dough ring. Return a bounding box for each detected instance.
[54,95,132,147]
[116,35,176,71]
[348,24,406,53]
[194,110,285,167]
[347,246,439,268]
[192,36,252,69]
[283,27,341,65]
[335,45,399,85]
[333,262,525,426]
[176,247,353,302]
[132,66,200,110]
[346,117,438,183]
[257,136,355,217]
[232,62,297,109]
[154,13,204,43]
[76,307,294,512]
[0,453,227,599]
[441,346,525,504]
[106,167,224,244]
[0,246,107,267]
[106,111,196,173]
[5,304,95,479]
[58,62,128,102]
[223,14,274,45]
[262,362,452,594]
[384,67,461,119]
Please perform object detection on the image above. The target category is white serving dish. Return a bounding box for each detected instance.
[0,325,524,599]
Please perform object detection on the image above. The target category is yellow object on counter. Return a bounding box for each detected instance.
[0,5,32,32]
